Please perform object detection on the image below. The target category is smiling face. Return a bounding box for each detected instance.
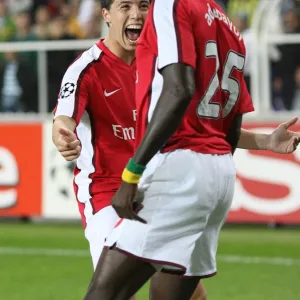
[102,0,150,51]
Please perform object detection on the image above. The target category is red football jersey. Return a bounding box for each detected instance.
[54,40,136,227]
[135,0,254,154]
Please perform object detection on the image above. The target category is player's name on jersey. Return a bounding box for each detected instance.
[205,3,243,42]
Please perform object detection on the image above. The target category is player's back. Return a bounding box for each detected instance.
[135,0,254,154]
[178,0,253,153]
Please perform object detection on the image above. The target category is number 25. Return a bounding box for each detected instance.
[197,41,245,119]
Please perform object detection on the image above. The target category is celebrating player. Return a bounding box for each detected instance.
[82,0,300,300]
[53,1,300,300]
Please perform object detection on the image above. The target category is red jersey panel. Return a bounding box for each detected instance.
[135,0,254,154]
[54,40,136,226]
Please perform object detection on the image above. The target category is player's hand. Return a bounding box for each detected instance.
[111,181,146,224]
[268,117,300,154]
[55,128,81,161]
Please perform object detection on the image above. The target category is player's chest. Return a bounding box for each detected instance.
[89,67,137,123]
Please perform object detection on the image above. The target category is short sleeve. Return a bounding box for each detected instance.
[153,0,196,71]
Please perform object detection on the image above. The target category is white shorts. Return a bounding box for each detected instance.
[85,205,120,270]
[105,149,236,277]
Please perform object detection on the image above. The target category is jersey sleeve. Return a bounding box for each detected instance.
[53,65,90,125]
[153,0,196,71]
[237,78,255,114]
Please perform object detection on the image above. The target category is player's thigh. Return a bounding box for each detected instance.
[186,156,236,277]
[85,205,120,270]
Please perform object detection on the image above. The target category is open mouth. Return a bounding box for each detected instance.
[125,24,142,43]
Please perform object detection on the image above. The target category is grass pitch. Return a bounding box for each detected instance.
[0,223,299,300]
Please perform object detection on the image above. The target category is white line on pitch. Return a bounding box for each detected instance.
[0,247,299,266]
[0,247,89,257]
[218,255,300,266]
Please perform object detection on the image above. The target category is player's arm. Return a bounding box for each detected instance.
[110,0,197,223]
[52,115,76,143]
[52,70,89,161]
[226,114,243,154]
[237,128,268,150]
[133,64,195,165]
[132,0,197,166]
[238,117,300,153]
[52,116,81,161]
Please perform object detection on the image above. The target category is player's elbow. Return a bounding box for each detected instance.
[181,82,195,101]
[162,63,195,104]
[172,82,195,103]
[163,83,195,119]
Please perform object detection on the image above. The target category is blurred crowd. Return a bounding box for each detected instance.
[0,0,104,42]
[221,0,300,111]
[0,0,300,113]
[0,0,105,112]
[270,0,300,110]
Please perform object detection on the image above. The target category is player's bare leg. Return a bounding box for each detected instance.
[84,247,156,300]
[150,272,202,300]
[190,281,207,300]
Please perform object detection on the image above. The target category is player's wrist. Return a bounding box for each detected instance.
[263,133,272,151]
[122,158,146,184]
[253,132,270,151]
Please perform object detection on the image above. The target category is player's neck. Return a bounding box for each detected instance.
[103,38,135,65]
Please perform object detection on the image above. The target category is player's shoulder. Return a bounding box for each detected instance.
[199,0,245,45]
[188,0,224,18]
[62,44,102,84]
[174,0,215,23]
[179,0,209,13]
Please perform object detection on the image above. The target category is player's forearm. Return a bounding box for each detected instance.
[52,116,76,145]
[237,129,270,150]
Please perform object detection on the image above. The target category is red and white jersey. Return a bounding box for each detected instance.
[54,40,136,227]
[135,0,254,154]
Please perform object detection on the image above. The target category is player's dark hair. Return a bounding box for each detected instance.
[99,0,114,27]
[99,0,114,10]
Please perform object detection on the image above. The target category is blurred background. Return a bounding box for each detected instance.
[0,0,300,300]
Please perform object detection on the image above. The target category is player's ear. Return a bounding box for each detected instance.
[102,8,111,24]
